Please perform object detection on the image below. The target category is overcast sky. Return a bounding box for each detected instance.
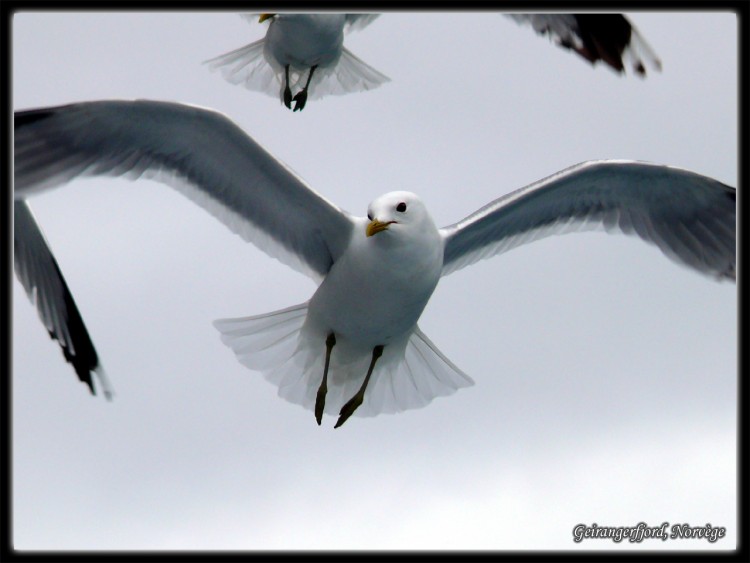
[11,10,737,552]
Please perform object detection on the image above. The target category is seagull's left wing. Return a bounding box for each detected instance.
[14,100,354,281]
[440,160,736,280]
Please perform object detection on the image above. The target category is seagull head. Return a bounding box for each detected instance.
[365,192,436,240]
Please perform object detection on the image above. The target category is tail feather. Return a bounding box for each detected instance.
[306,47,390,101]
[205,40,389,103]
[361,327,474,416]
[214,303,308,371]
[204,38,281,98]
[214,305,473,419]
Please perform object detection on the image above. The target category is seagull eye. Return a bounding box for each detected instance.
[396,202,407,213]
[367,213,373,220]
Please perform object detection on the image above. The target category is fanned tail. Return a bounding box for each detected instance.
[205,40,389,104]
[357,326,474,417]
[304,47,390,101]
[204,39,280,98]
[214,306,473,419]
[213,303,309,371]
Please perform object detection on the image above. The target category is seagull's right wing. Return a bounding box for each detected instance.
[440,160,735,280]
[14,100,355,281]
[506,14,661,76]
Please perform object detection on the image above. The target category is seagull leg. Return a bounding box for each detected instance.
[292,65,317,112]
[283,65,292,109]
[334,345,384,429]
[315,333,336,425]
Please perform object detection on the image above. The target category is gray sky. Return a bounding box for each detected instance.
[12,11,737,551]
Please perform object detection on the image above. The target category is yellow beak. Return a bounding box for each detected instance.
[259,13,275,23]
[366,219,394,237]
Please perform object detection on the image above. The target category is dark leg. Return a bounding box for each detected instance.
[315,333,336,425]
[283,65,292,109]
[292,65,317,112]
[334,345,384,429]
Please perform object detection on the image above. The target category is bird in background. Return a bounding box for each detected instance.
[507,14,662,76]
[13,101,735,426]
[205,13,390,111]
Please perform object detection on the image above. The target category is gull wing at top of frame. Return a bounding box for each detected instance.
[507,14,662,76]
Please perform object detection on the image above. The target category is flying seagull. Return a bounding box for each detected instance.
[205,13,389,111]
[507,14,662,76]
[14,101,735,426]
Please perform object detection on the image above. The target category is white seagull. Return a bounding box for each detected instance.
[508,14,662,76]
[14,101,735,427]
[205,13,389,111]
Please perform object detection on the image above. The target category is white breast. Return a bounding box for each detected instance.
[305,218,443,348]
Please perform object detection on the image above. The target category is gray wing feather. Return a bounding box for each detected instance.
[14,100,354,281]
[440,160,735,280]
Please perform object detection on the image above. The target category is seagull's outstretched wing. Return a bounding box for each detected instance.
[507,14,661,76]
[14,100,354,281]
[14,200,114,398]
[440,160,736,280]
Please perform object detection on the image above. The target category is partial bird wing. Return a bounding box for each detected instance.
[14,100,355,281]
[440,160,736,280]
[14,200,114,398]
[507,14,661,76]
[344,14,380,33]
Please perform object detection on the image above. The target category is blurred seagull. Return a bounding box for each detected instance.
[205,13,389,111]
[14,101,735,426]
[508,14,662,76]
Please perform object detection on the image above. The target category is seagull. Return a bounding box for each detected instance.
[507,14,662,76]
[205,13,390,111]
[14,100,735,426]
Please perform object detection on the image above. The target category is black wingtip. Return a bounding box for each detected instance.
[572,14,633,75]
[15,108,57,127]
[46,257,103,397]
[51,325,101,396]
